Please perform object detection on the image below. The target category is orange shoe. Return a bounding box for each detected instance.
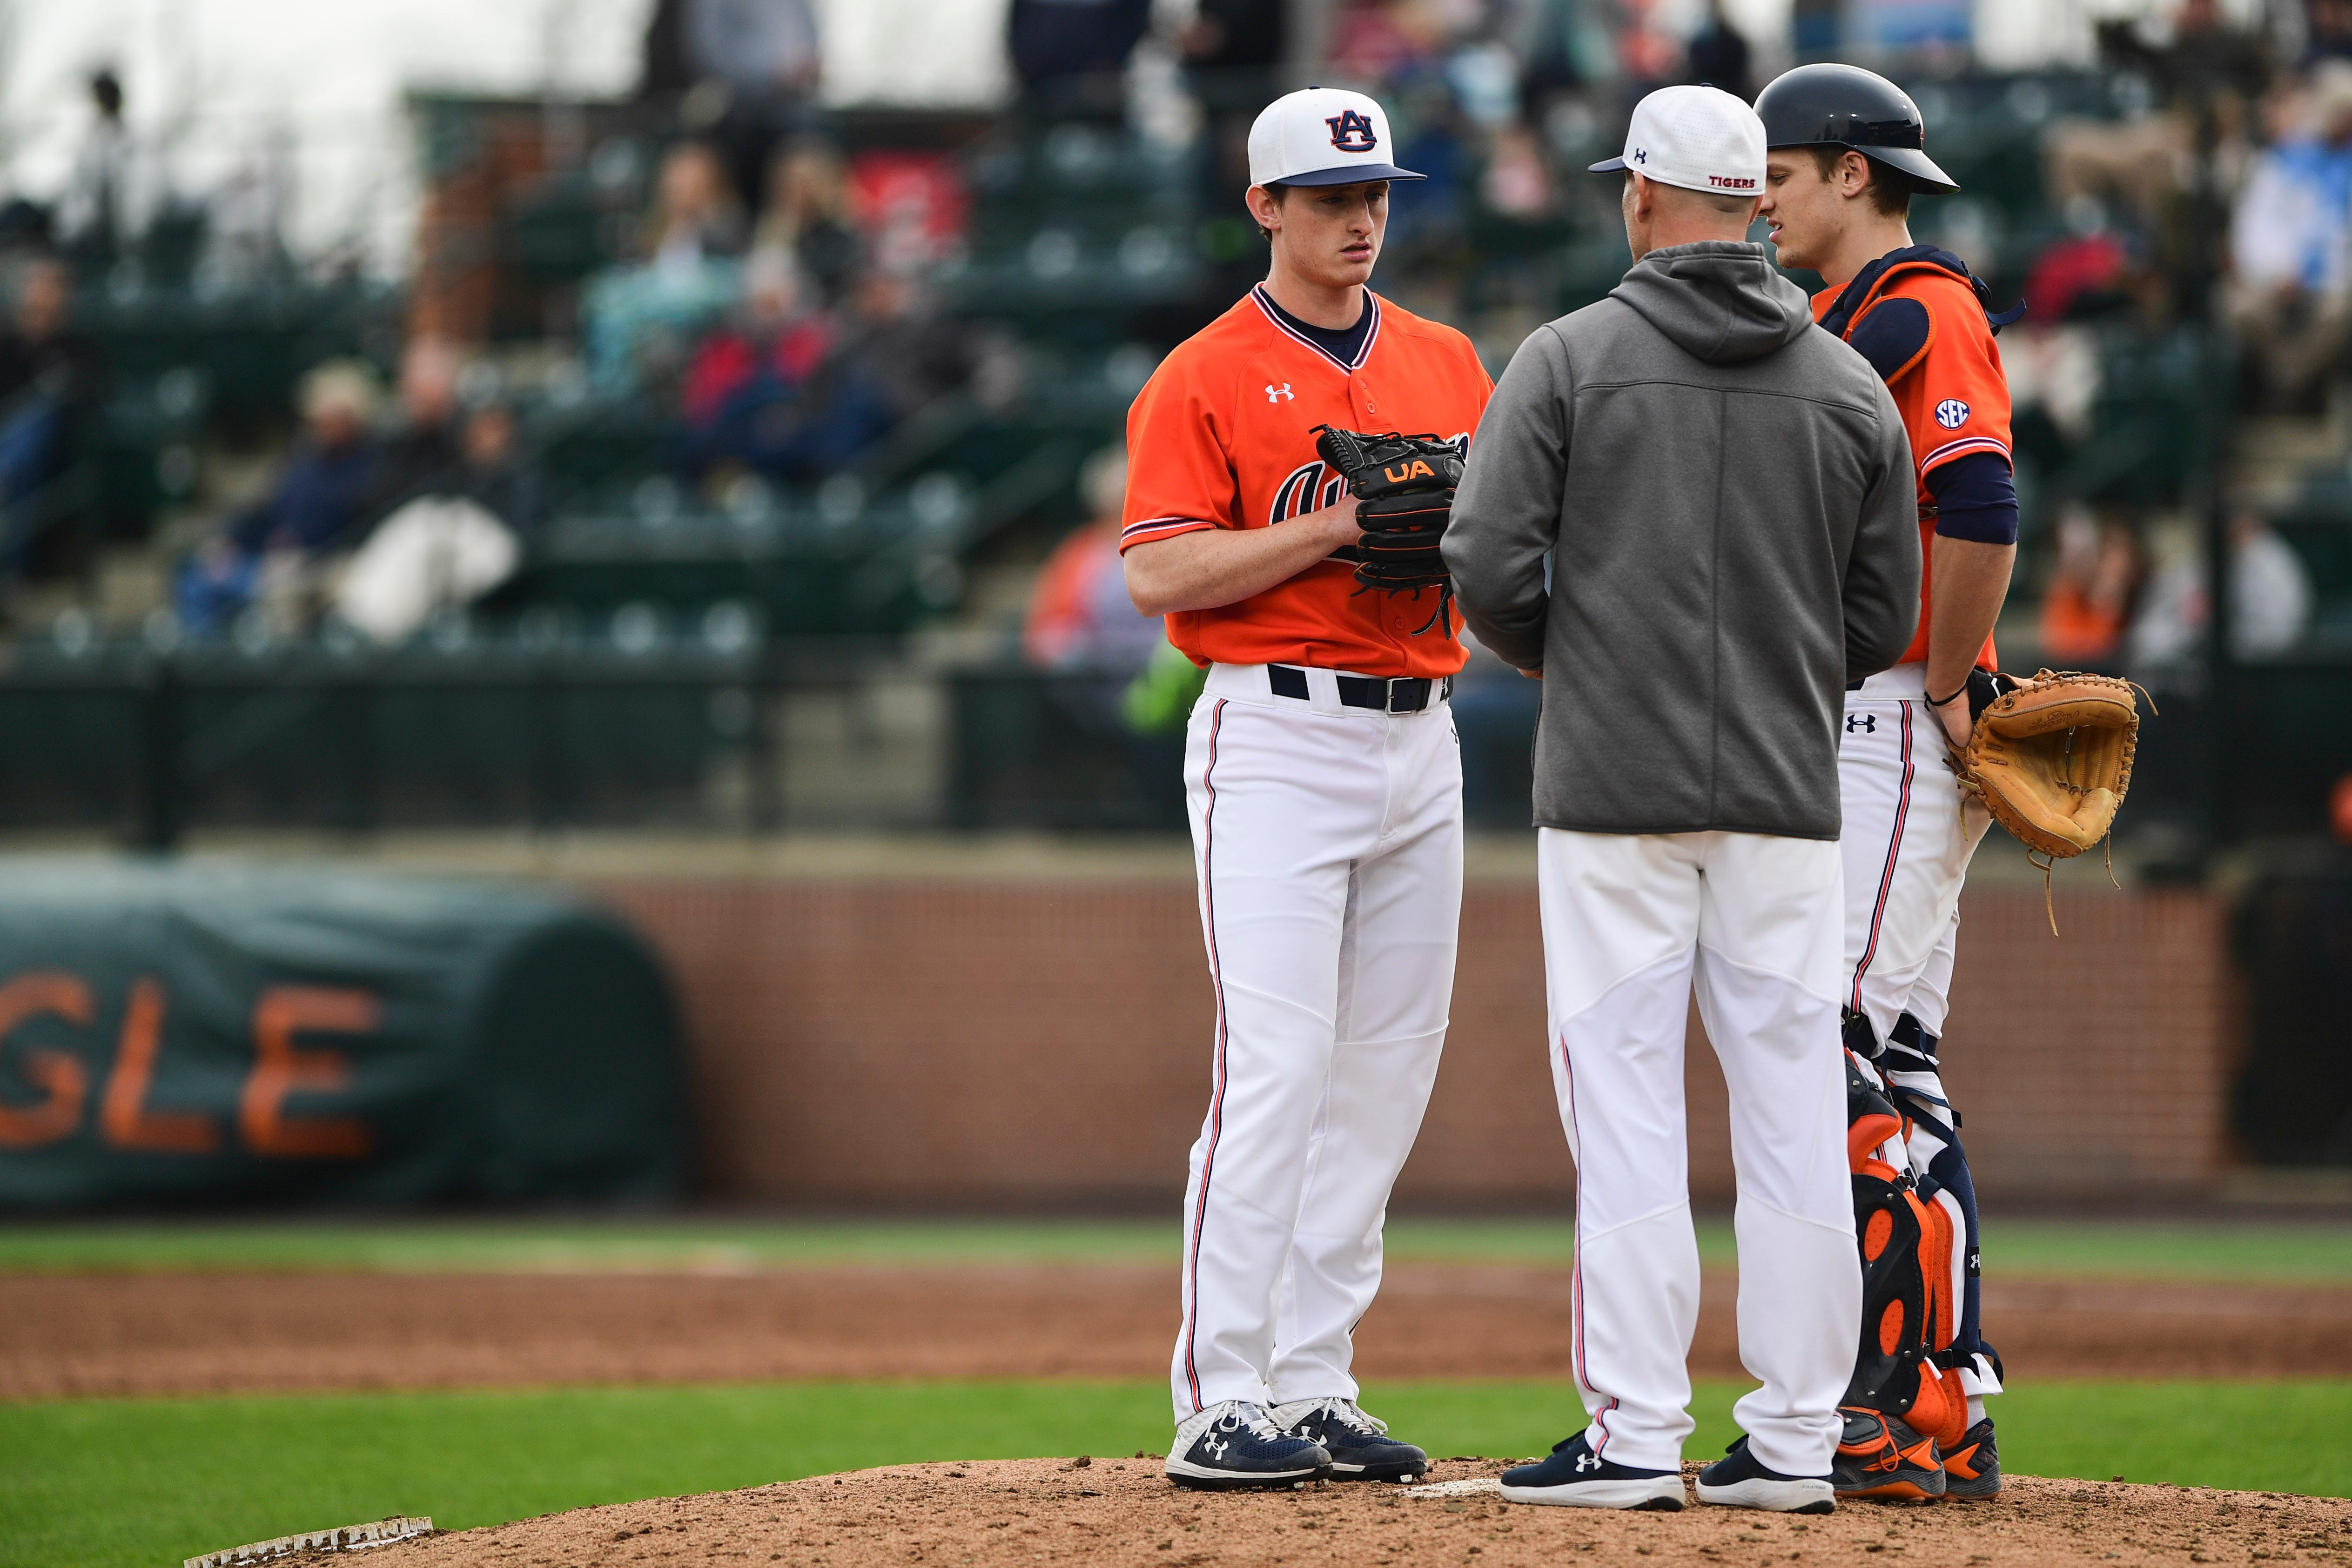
[1832,1407,1946,1501]
[1941,1418,2001,1499]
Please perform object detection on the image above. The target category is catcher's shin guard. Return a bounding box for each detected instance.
[1882,1015,2001,1402]
[1838,1046,1967,1455]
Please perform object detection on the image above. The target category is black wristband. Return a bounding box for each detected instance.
[1927,684,1969,709]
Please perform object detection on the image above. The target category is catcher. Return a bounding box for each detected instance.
[1755,63,2140,1503]
[1119,85,1490,1490]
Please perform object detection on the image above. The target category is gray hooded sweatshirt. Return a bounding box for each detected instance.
[1445,240,1920,840]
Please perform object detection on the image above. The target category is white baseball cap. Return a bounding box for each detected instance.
[1248,87,1425,188]
[1589,84,1767,198]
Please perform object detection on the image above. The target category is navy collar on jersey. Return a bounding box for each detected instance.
[1250,284,1382,373]
[1817,244,2026,340]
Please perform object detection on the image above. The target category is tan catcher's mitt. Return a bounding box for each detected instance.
[1957,668,2143,862]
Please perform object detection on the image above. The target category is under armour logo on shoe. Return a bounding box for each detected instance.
[1575,1454,1602,1472]
[1204,1435,1228,1458]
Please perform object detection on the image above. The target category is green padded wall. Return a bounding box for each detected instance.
[0,862,684,1208]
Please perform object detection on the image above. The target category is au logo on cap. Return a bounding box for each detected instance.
[1326,110,1378,153]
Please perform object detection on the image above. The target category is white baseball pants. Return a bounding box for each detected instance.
[1838,663,1992,1044]
[1839,661,2001,1402]
[1538,828,1859,1478]
[1171,663,1461,1422]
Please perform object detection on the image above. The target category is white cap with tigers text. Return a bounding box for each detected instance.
[1248,87,1426,189]
[1588,84,1766,198]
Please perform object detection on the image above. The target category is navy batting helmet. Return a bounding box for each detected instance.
[1753,63,1960,194]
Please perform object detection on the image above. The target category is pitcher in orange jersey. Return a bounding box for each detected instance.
[1122,85,1491,1491]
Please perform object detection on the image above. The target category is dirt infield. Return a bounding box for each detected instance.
[6,1265,2350,1399]
[372,1457,2352,1568]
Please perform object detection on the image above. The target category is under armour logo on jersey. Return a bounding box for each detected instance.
[1326,109,1378,153]
[1846,713,1877,733]
[1575,1454,1602,1471]
[1935,398,1971,429]
[1266,382,1294,403]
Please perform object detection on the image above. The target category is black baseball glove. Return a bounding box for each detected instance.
[1312,425,1464,633]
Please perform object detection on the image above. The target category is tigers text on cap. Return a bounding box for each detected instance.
[1248,87,1426,188]
[1589,84,1767,197]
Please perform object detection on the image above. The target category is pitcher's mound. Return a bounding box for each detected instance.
[375,1456,2349,1567]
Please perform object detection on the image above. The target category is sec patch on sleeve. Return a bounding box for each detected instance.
[1935,398,1970,428]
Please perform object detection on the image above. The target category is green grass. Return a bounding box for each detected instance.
[1,1215,2347,1281]
[6,1380,2348,1568]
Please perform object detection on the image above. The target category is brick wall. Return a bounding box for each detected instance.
[589,877,2232,1208]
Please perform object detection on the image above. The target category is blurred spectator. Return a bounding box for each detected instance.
[1514,0,1614,97]
[838,268,984,427]
[2097,0,2273,144]
[56,71,164,273]
[751,141,862,304]
[640,0,696,101]
[676,255,921,482]
[585,143,747,393]
[1684,0,1755,101]
[1009,0,1152,116]
[0,260,103,574]
[2038,508,2144,664]
[2224,63,2352,407]
[2023,212,2139,322]
[1024,445,1163,672]
[1329,0,1448,84]
[2047,0,2273,312]
[2128,513,2316,665]
[332,400,531,647]
[449,401,537,535]
[1482,122,1554,218]
[682,0,823,221]
[177,362,382,637]
[331,394,535,644]
[643,142,746,271]
[361,338,466,522]
[1183,0,1287,91]
[2313,0,2352,66]
[200,147,293,291]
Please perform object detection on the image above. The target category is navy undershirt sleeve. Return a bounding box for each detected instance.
[1924,451,2018,546]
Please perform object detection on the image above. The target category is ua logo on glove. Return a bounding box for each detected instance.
[1575,1454,1602,1472]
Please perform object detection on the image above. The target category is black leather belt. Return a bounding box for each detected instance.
[1268,663,1452,713]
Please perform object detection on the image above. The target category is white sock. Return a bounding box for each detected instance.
[1966,1395,1987,1427]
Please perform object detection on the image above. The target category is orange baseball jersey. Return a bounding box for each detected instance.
[1814,254,2013,671]
[1119,286,1492,679]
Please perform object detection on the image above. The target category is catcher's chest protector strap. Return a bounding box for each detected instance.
[1841,1050,1966,1447]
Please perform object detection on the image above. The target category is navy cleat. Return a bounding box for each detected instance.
[1940,1417,2000,1500]
[1499,1430,1685,1510]
[1832,1408,1947,1502]
[1695,1436,1837,1514]
[1272,1397,1428,1482]
[1165,1400,1333,1491]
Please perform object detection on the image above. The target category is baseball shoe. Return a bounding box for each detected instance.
[1499,1431,1685,1510]
[1832,1408,1948,1502]
[1165,1400,1333,1491]
[1940,1418,2001,1500]
[1694,1436,1837,1514]
[1271,1397,1428,1482]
